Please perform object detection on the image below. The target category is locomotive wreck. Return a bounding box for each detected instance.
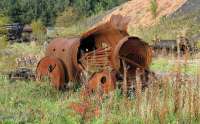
[36,15,153,93]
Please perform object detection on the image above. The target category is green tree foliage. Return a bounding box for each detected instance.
[73,0,126,16]
[0,0,70,26]
[0,16,10,28]
[55,7,80,27]
[0,0,127,26]
[56,0,127,27]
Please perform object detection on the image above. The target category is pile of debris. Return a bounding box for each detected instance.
[0,23,33,43]
[8,67,35,81]
[7,55,39,81]
[16,55,39,67]
[152,36,199,56]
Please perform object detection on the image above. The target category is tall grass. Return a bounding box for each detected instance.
[0,42,200,123]
[150,0,158,19]
[0,67,199,123]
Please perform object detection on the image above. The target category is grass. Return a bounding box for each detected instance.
[0,70,200,124]
[0,52,200,123]
[0,43,42,72]
[0,79,81,124]
[150,57,199,75]
[0,41,199,123]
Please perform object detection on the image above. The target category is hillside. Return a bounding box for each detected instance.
[171,0,200,17]
[80,0,200,43]
[94,0,187,28]
[57,0,200,41]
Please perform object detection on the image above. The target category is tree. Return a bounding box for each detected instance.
[0,0,70,26]
[56,7,79,27]
[0,0,127,26]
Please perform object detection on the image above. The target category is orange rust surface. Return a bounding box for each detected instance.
[36,56,66,90]
[79,15,151,72]
[113,36,152,70]
[46,37,82,81]
[81,15,130,48]
[87,71,116,94]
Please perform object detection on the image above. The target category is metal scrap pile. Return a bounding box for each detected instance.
[152,36,198,56]
[36,15,153,94]
[0,23,33,43]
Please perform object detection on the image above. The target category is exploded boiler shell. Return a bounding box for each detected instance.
[36,14,152,91]
[45,37,82,82]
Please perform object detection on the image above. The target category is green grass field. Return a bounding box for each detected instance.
[0,72,200,124]
[0,43,200,123]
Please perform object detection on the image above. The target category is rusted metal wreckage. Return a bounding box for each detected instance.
[36,15,153,94]
[152,36,199,56]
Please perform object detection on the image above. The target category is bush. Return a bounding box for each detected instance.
[0,16,10,49]
[150,0,158,18]
[0,36,8,49]
[55,7,80,27]
[31,20,46,44]
[0,16,10,26]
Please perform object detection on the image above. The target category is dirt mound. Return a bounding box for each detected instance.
[95,0,187,28]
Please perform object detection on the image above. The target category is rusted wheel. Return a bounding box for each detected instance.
[87,70,116,94]
[36,56,67,90]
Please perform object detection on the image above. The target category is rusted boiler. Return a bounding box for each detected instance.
[36,15,152,93]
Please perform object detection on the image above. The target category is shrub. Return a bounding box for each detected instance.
[0,16,10,49]
[150,0,158,19]
[55,7,80,27]
[31,20,46,44]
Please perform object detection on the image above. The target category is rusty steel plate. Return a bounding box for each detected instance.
[113,36,152,70]
[36,56,67,90]
[46,37,82,81]
[87,71,116,94]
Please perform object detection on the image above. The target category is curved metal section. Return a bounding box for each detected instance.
[81,14,130,40]
[112,36,152,70]
[77,15,130,73]
[36,56,67,90]
[87,70,116,94]
[79,15,130,57]
[46,37,82,82]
